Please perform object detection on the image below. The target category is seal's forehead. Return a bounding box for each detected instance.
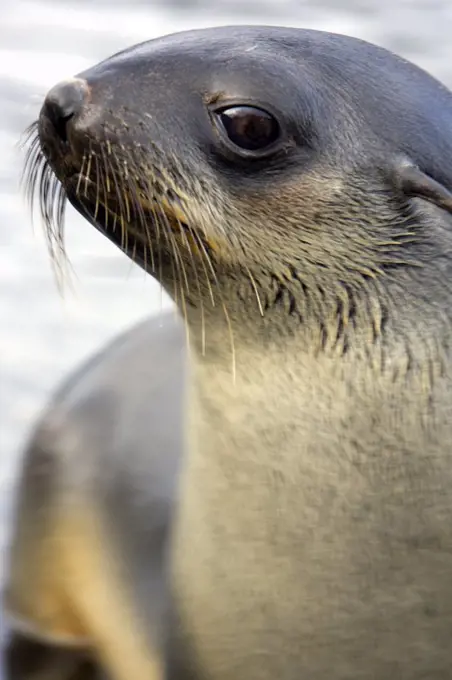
[76,25,411,109]
[101,25,304,66]
[79,26,310,112]
[84,24,406,84]
[86,25,303,87]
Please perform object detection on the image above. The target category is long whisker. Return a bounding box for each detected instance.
[76,153,87,198]
[121,155,156,274]
[159,208,192,345]
[157,208,184,308]
[133,158,158,276]
[151,202,179,305]
[174,216,206,355]
[105,142,126,239]
[147,198,165,311]
[244,263,264,317]
[191,230,237,383]
[97,144,110,232]
[84,148,93,198]
[20,122,74,293]
[93,153,102,223]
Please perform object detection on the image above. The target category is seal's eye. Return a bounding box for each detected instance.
[214,105,280,153]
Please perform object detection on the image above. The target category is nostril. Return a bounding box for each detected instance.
[46,107,74,143]
[42,77,88,144]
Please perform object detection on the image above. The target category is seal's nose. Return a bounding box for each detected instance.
[42,78,88,143]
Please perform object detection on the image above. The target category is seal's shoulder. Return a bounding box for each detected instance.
[21,312,187,479]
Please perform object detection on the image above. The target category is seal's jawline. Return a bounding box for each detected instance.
[67,187,198,253]
[66,171,189,231]
[68,189,220,269]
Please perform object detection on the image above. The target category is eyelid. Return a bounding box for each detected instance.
[207,97,283,120]
[214,104,271,116]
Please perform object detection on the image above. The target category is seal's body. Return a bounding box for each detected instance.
[4,313,187,680]
[6,25,452,679]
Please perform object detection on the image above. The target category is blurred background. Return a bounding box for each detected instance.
[1,0,452,651]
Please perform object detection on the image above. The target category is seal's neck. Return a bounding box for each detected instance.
[163,255,452,381]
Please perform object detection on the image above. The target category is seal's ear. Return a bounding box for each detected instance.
[391,158,452,216]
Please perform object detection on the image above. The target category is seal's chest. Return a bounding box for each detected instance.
[173,437,452,680]
[172,353,452,678]
[174,412,452,679]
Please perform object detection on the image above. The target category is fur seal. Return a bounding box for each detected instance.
[6,24,452,679]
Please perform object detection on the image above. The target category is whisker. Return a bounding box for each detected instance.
[84,149,93,198]
[76,153,87,197]
[157,208,181,305]
[174,215,206,355]
[121,154,155,273]
[122,160,131,223]
[20,122,75,293]
[191,230,236,382]
[244,264,264,317]
[191,231,216,309]
[98,145,110,231]
[147,190,165,306]
[156,209,180,306]
[131,156,158,274]
[107,152,128,243]
[160,209,192,344]
[94,153,101,221]
[162,213,190,294]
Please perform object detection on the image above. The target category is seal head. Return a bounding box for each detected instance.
[26,26,452,355]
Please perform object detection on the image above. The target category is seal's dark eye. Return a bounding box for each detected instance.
[215,105,280,153]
